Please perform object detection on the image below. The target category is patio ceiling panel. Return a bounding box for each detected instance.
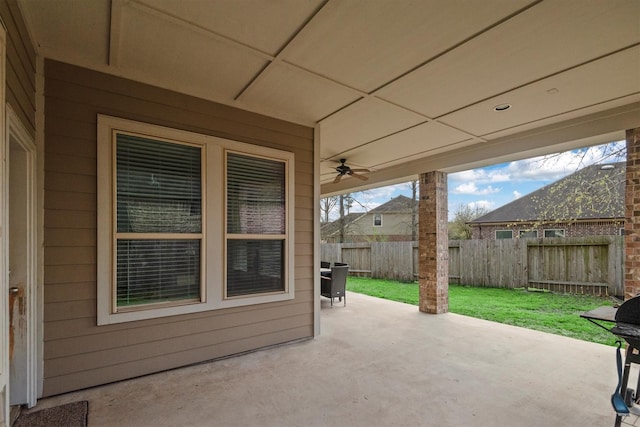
[135,0,325,57]
[319,97,427,164]
[335,121,474,173]
[375,0,640,119]
[483,98,640,142]
[115,2,271,102]
[238,61,362,125]
[281,0,535,93]
[439,46,640,137]
[19,0,110,65]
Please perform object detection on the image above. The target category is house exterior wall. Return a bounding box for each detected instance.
[350,212,415,242]
[42,60,314,396]
[324,213,415,243]
[1,0,36,137]
[471,220,624,240]
[625,127,640,299]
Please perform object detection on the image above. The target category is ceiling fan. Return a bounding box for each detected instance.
[333,159,370,183]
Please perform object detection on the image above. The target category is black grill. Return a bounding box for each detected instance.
[612,296,640,348]
[581,297,640,426]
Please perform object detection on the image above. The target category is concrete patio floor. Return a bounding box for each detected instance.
[24,292,636,426]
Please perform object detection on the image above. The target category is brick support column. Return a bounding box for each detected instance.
[625,127,640,299]
[419,171,448,314]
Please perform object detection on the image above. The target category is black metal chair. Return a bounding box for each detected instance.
[321,261,330,269]
[321,264,348,307]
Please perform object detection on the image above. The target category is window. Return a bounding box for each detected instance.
[226,152,287,298]
[115,134,203,309]
[98,116,295,324]
[373,214,382,227]
[495,230,513,239]
[519,230,538,238]
[544,229,565,238]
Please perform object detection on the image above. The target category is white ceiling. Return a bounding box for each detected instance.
[18,0,640,195]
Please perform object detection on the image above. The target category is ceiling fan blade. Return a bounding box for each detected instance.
[333,174,343,184]
[349,172,368,181]
[350,168,370,173]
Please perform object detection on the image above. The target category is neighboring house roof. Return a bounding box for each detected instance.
[470,162,625,224]
[369,195,417,213]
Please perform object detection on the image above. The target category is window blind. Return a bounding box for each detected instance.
[226,153,285,234]
[115,133,203,308]
[226,152,286,297]
[117,240,201,306]
[117,134,202,233]
[226,240,284,297]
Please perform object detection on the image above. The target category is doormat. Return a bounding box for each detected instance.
[14,401,88,427]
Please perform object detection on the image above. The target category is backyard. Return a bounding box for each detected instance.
[346,277,618,346]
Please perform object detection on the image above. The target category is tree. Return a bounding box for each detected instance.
[320,192,369,243]
[514,142,626,234]
[338,193,346,243]
[410,180,418,241]
[449,204,489,240]
[320,196,338,224]
[515,163,625,234]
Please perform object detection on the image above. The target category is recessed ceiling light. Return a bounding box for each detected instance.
[494,104,511,112]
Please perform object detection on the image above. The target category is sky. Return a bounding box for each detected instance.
[332,140,626,221]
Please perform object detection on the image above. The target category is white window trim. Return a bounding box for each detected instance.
[373,214,382,227]
[495,230,513,239]
[97,115,295,325]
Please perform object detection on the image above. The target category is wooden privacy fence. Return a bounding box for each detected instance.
[321,236,624,296]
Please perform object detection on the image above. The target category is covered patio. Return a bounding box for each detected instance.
[22,292,627,426]
[0,1,639,424]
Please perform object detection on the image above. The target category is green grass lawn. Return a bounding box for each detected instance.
[346,276,618,346]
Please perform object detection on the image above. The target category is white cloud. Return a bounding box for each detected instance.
[452,182,500,195]
[513,190,522,199]
[453,182,478,194]
[469,200,494,211]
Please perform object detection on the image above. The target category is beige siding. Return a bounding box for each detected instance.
[43,59,314,396]
[1,0,36,136]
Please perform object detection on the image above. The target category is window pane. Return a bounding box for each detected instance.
[227,153,285,234]
[544,229,565,237]
[117,134,202,233]
[117,239,201,307]
[519,230,537,238]
[227,240,284,297]
[496,230,512,239]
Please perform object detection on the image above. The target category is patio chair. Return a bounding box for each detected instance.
[321,261,330,269]
[321,264,348,307]
[334,262,348,267]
